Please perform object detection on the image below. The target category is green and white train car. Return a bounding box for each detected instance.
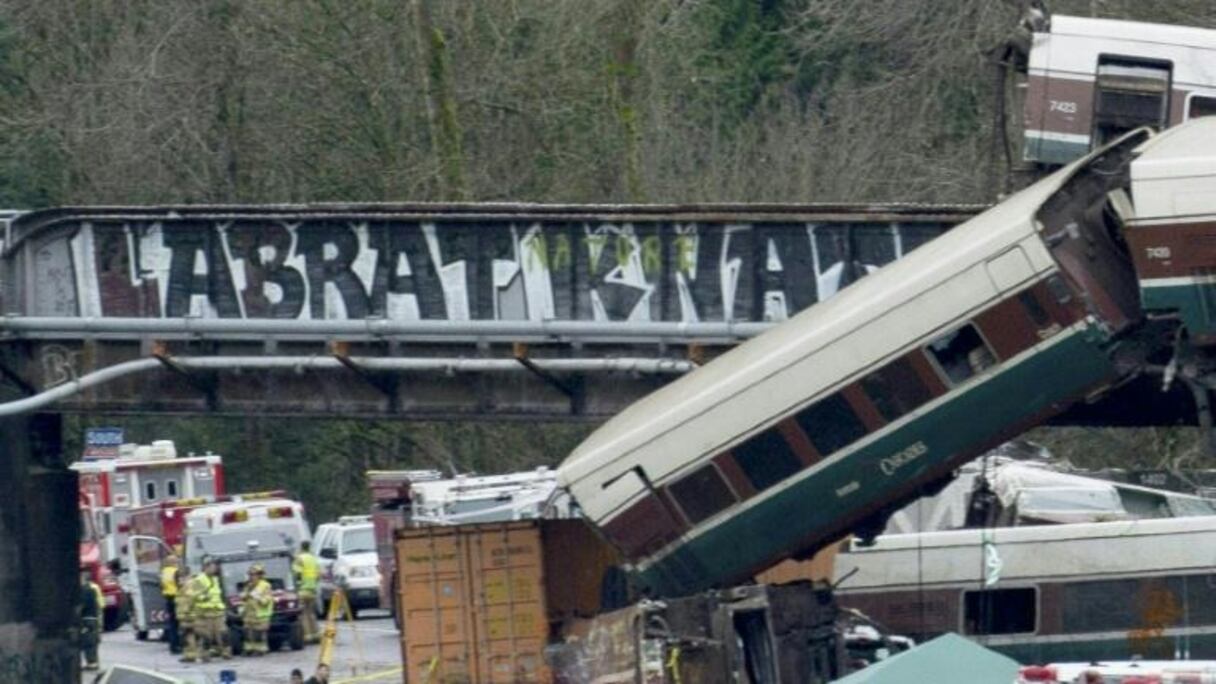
[835,516,1216,664]
[1022,14,1216,166]
[557,120,1216,598]
[1124,118,1216,341]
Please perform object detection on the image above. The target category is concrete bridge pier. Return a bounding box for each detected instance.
[0,412,79,683]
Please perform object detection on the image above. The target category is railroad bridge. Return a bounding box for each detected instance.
[0,202,975,679]
[0,203,974,419]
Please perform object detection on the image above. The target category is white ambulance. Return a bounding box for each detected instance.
[181,493,311,572]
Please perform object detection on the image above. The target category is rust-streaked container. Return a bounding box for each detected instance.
[395,519,619,683]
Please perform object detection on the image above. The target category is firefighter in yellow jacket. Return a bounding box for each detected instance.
[190,557,231,661]
[292,542,321,643]
[240,564,274,656]
[160,554,181,654]
[78,569,103,671]
[176,567,199,663]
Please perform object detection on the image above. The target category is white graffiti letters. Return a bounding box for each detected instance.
[39,344,81,387]
[37,217,947,323]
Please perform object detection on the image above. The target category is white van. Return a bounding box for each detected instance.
[312,515,378,618]
[183,496,310,571]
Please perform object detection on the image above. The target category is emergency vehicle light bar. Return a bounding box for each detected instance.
[231,490,287,502]
[166,497,210,508]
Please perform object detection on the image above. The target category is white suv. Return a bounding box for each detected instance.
[312,516,380,618]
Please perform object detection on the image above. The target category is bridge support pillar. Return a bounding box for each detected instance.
[0,413,78,683]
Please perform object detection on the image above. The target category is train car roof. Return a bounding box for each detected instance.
[1049,14,1216,50]
[558,135,1134,490]
[834,515,1216,591]
[1132,115,1216,182]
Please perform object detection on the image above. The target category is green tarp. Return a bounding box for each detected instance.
[832,633,1020,684]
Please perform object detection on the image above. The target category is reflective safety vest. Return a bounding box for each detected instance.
[244,578,274,621]
[161,565,178,598]
[89,582,103,616]
[293,552,320,593]
[175,578,195,624]
[191,573,224,615]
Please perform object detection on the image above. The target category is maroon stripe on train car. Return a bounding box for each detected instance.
[1028,278,1086,329]
[839,589,960,637]
[659,488,690,527]
[975,295,1042,361]
[906,351,949,397]
[1044,176,1146,333]
[841,383,886,431]
[601,493,684,559]
[1125,219,1216,279]
[1023,71,1049,133]
[1025,74,1094,137]
[776,418,822,467]
[1169,88,1190,126]
[845,572,1216,641]
[1038,583,1064,635]
[713,452,758,500]
[1053,249,1138,332]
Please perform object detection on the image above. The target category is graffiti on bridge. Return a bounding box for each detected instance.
[29,218,951,323]
[38,345,81,388]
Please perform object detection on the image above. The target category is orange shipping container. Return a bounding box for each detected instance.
[395,520,619,684]
[753,538,843,586]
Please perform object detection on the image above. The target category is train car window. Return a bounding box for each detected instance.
[861,358,933,423]
[1179,574,1216,625]
[793,393,867,456]
[1061,575,1216,635]
[963,587,1036,635]
[926,324,996,385]
[1092,55,1172,145]
[598,469,686,556]
[1046,275,1073,305]
[731,429,804,493]
[1018,290,1051,328]
[668,464,738,526]
[1059,578,1140,633]
[1188,95,1216,121]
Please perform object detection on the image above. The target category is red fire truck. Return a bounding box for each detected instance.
[79,493,127,631]
[72,440,225,567]
[367,470,442,623]
[126,497,221,554]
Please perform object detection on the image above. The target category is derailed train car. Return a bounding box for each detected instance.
[557,118,1216,598]
[1021,14,1216,166]
[548,583,845,683]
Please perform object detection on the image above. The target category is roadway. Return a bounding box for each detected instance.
[96,610,402,684]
